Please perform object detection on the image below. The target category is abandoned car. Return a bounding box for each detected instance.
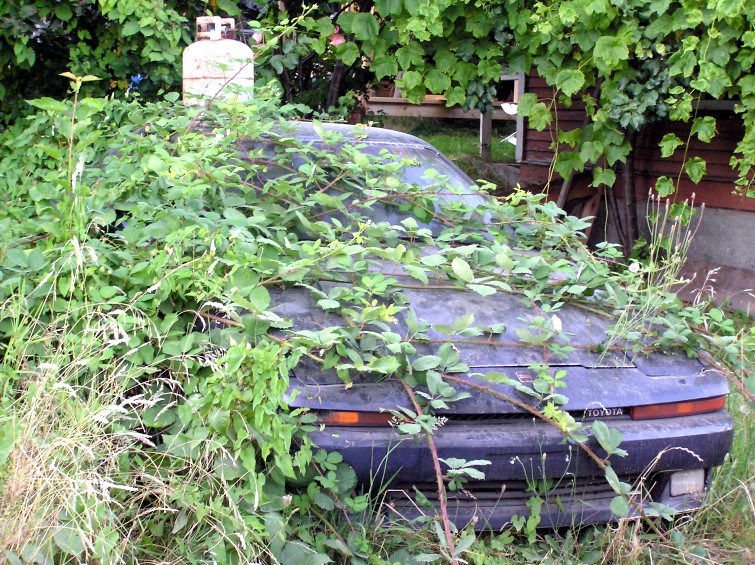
[242,122,733,529]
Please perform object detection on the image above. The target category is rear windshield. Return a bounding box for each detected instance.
[244,135,488,233]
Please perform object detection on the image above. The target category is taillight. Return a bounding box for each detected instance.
[316,410,395,426]
[630,396,726,420]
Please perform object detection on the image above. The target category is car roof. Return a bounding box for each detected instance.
[282,121,439,152]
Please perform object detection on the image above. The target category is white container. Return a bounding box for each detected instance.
[182,17,254,106]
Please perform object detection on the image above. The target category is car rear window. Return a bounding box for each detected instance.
[242,134,489,234]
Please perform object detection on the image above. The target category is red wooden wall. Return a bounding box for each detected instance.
[519,74,754,212]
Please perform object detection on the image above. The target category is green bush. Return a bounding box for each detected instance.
[0,83,752,563]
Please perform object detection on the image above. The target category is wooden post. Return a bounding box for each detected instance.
[480,110,492,158]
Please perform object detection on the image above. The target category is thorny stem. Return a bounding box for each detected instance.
[309,505,350,546]
[193,310,329,365]
[443,373,670,541]
[699,352,755,403]
[399,379,458,563]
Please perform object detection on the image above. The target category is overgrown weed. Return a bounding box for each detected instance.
[0,81,752,563]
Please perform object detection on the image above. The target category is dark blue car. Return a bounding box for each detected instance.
[247,122,733,530]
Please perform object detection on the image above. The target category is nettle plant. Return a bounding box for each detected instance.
[0,83,751,563]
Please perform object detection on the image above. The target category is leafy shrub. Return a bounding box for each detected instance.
[0,82,752,563]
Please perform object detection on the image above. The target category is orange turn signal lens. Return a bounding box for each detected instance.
[317,411,395,426]
[630,396,726,420]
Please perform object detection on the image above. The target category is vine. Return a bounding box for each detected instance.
[0,76,752,563]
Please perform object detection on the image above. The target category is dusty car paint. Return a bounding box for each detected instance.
[262,122,733,529]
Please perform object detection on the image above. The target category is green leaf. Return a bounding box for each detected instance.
[594,36,630,71]
[55,3,73,21]
[555,69,585,96]
[405,264,429,284]
[375,0,403,16]
[453,313,474,333]
[579,140,604,163]
[54,525,85,557]
[420,254,445,267]
[554,151,584,179]
[591,167,616,188]
[445,86,466,107]
[451,257,474,283]
[592,420,625,456]
[313,491,335,510]
[371,356,399,374]
[425,69,451,94]
[684,156,707,184]
[216,0,241,15]
[558,3,579,25]
[336,43,360,66]
[691,116,716,143]
[528,102,552,131]
[317,298,340,310]
[669,49,697,78]
[2,551,22,565]
[209,408,230,432]
[398,422,421,435]
[744,374,755,395]
[404,0,421,16]
[659,133,684,158]
[603,140,630,166]
[654,176,676,197]
[517,93,538,116]
[413,355,441,371]
[693,61,731,98]
[397,70,423,91]
[468,284,496,296]
[396,42,425,70]
[371,54,398,80]
[350,13,379,41]
[27,97,68,113]
[310,16,335,38]
[415,554,443,562]
[604,465,631,495]
[325,538,353,557]
[0,424,15,467]
[248,285,270,311]
[279,541,332,565]
[610,495,629,517]
[122,20,141,37]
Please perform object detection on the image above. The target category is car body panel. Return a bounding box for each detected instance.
[255,122,733,528]
[306,412,733,484]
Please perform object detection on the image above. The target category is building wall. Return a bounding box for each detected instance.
[519,75,753,212]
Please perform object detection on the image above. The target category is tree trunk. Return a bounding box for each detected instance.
[326,60,348,110]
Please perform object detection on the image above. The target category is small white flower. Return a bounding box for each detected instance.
[629,262,641,273]
[551,314,562,333]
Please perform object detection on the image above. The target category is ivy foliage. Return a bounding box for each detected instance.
[257,0,755,196]
[3,2,754,196]
[512,0,755,198]
[0,79,752,563]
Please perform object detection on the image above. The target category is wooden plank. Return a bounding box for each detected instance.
[515,71,525,163]
[366,97,515,120]
[480,111,493,158]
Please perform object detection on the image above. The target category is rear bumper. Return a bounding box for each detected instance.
[310,410,733,527]
[381,471,711,529]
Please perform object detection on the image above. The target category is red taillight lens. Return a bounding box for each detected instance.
[630,396,726,420]
[317,411,395,426]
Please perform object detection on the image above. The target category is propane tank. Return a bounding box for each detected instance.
[182,17,254,106]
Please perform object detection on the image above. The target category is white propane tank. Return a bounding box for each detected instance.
[182,16,254,106]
